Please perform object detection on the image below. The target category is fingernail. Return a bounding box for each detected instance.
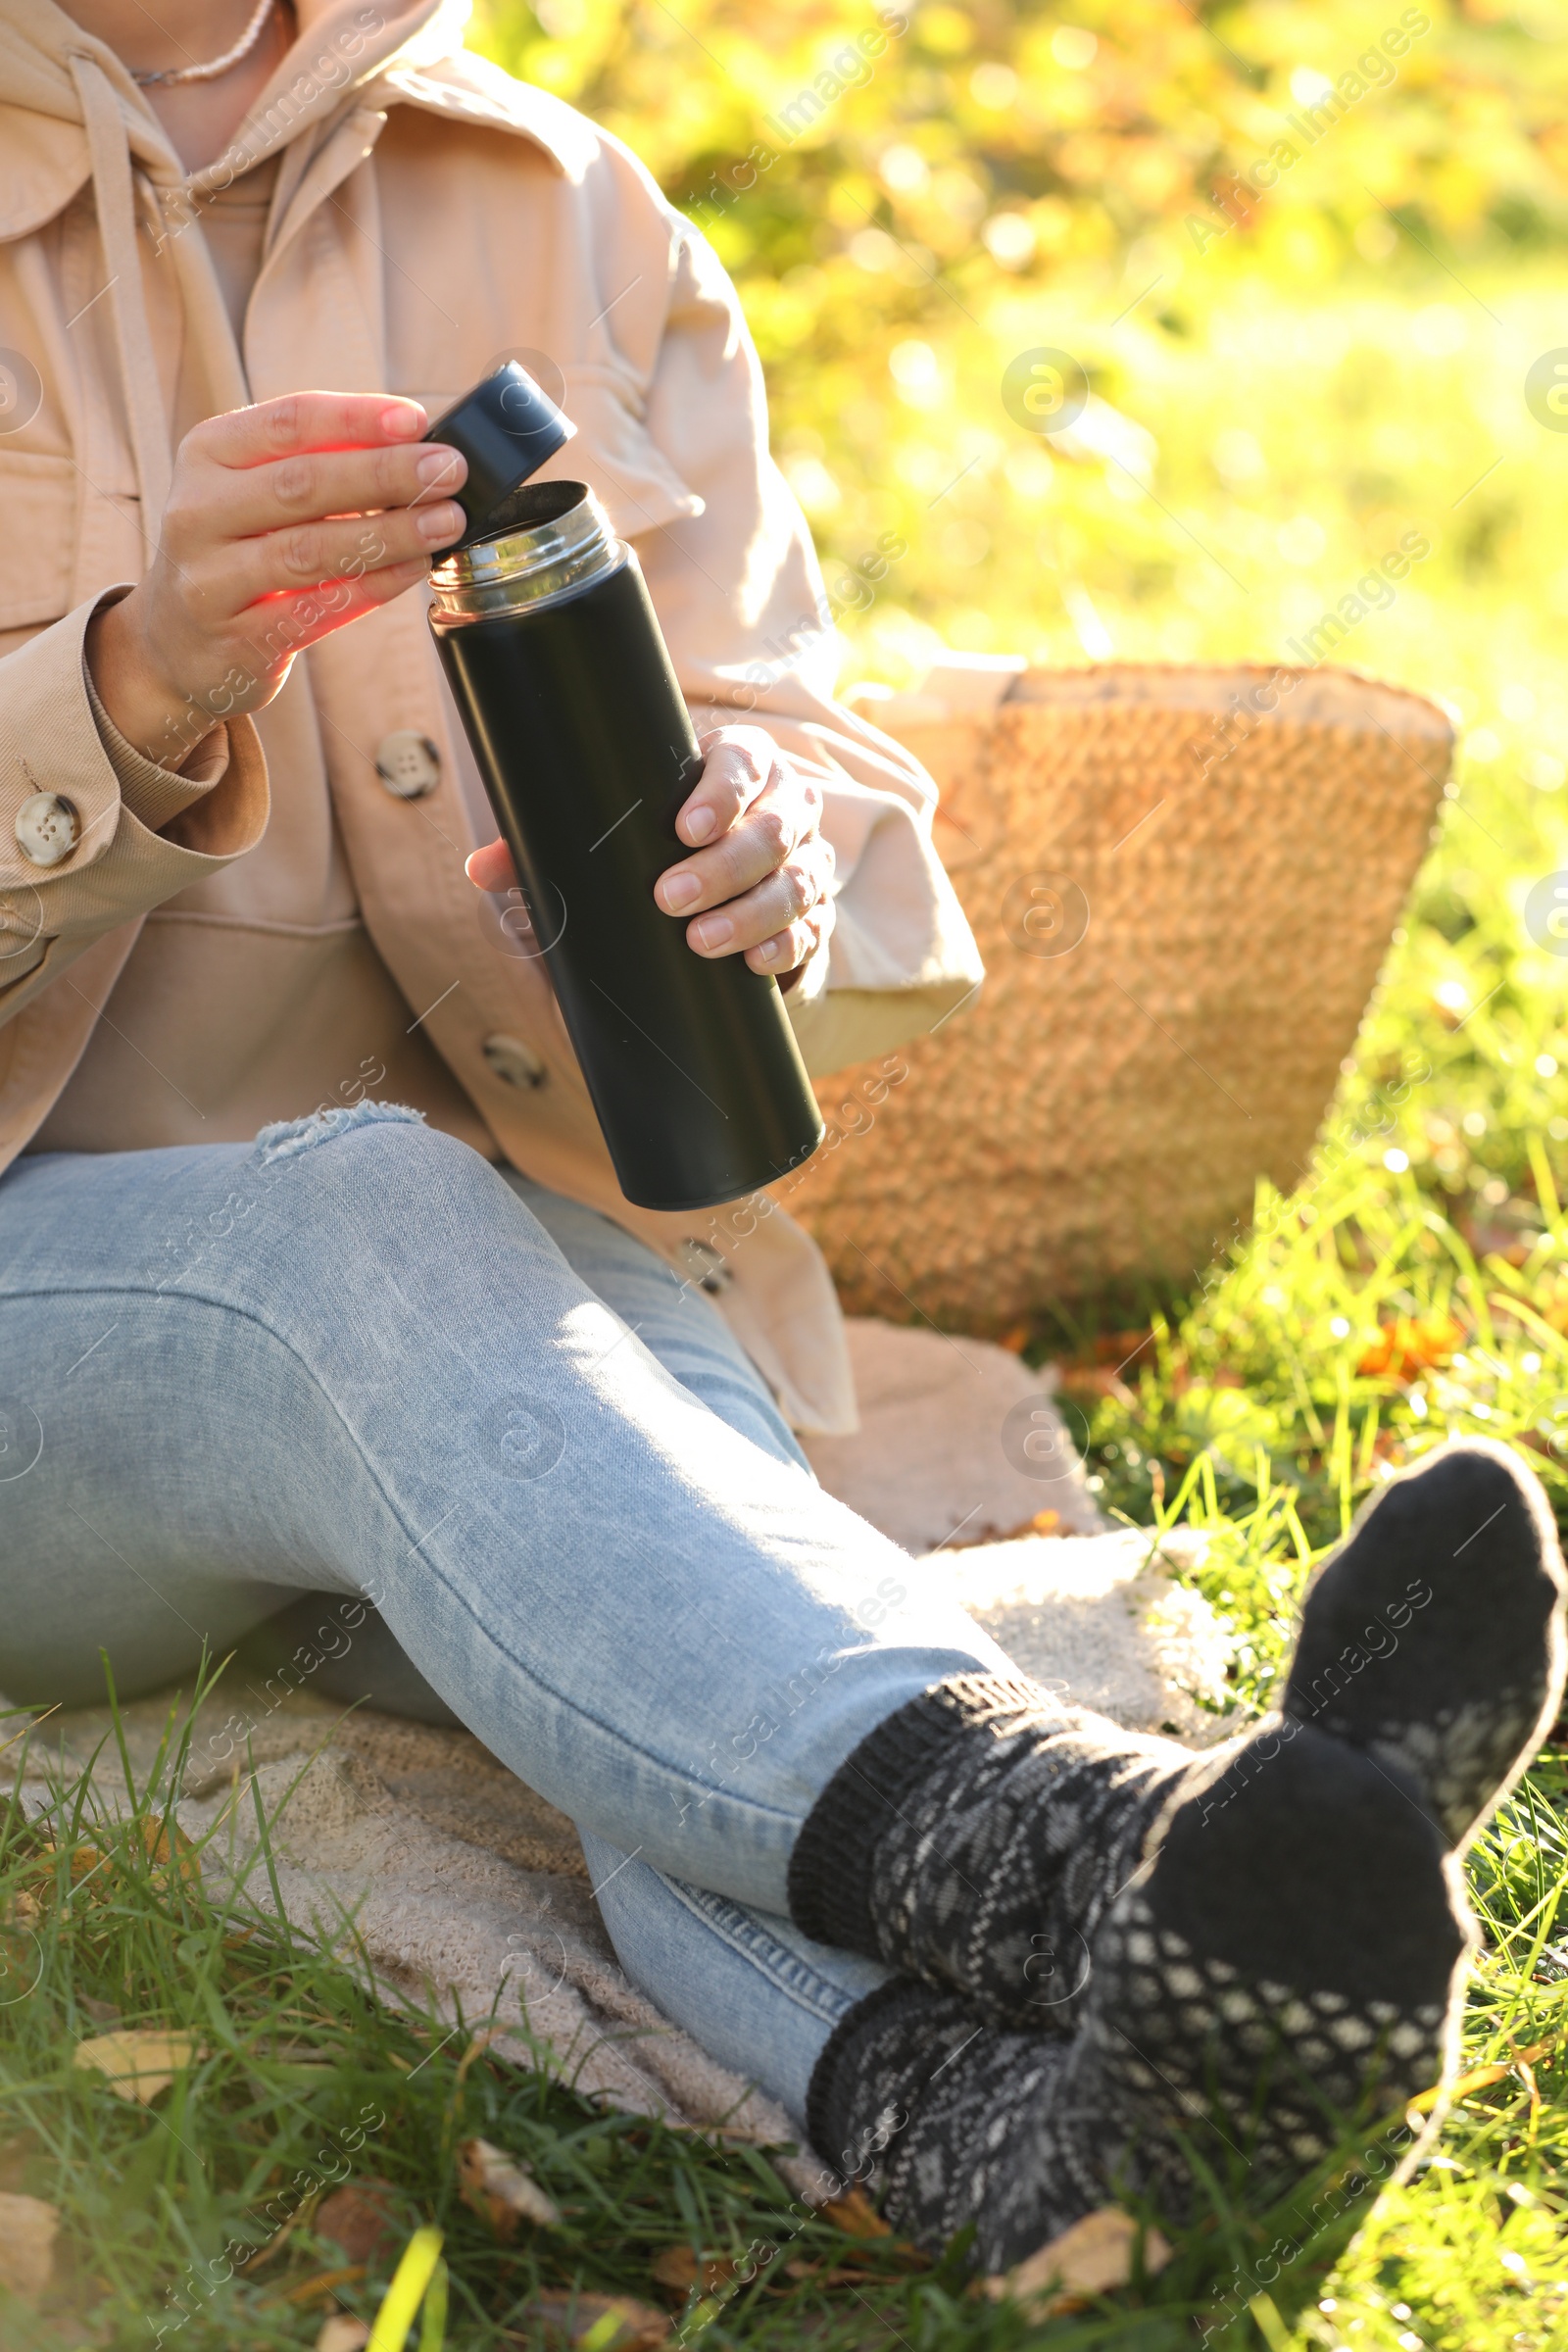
[694,910,734,950]
[756,935,781,963]
[381,402,425,439]
[660,871,702,910]
[682,805,716,844]
[416,446,464,489]
[416,501,464,543]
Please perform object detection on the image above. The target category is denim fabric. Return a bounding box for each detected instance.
[579,1827,888,2125]
[237,1164,814,1727]
[0,1112,1007,2109]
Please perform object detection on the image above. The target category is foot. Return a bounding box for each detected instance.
[808,1727,1468,2272]
[1284,1438,1565,1846]
[790,1439,1564,2028]
[791,1674,1192,2029]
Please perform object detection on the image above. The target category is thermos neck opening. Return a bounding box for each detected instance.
[427,483,623,628]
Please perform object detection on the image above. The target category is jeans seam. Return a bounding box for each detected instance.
[660,1874,860,2028]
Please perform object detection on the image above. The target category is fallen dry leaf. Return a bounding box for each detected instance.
[818,2186,891,2238]
[1355,1312,1463,1384]
[25,1817,199,1906]
[73,2029,205,2104]
[650,2245,740,2296]
[641,2115,773,2144]
[986,2206,1171,2318]
[137,1815,202,1888]
[315,2315,371,2352]
[508,2293,668,2350]
[989,1504,1065,1544]
[458,2136,562,2237]
[315,2180,401,2266]
[0,2191,59,2296]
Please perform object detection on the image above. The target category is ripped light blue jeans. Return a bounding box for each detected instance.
[0,1106,1008,2125]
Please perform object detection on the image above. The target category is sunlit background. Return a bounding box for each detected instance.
[472,0,1568,1205]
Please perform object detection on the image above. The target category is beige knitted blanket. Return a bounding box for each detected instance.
[6,1324,1234,2185]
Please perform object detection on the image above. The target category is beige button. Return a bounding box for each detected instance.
[15,790,79,867]
[374,730,441,800]
[481,1033,547,1089]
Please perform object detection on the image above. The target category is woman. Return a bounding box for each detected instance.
[1,0,1562,2269]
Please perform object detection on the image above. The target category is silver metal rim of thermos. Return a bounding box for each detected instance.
[428,482,621,629]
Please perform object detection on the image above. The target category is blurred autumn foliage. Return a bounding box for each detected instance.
[464,1,1568,704]
[472,0,1568,274]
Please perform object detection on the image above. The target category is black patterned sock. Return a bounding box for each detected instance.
[1283,1437,1566,1844]
[790,1439,1565,2026]
[790,1673,1194,2029]
[808,1726,1469,2273]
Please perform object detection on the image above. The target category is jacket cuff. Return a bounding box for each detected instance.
[82,636,235,836]
[1,598,269,1004]
[785,976,982,1078]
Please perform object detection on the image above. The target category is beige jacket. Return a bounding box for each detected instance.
[0,0,982,1432]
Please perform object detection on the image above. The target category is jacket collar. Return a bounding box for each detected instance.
[0,0,583,242]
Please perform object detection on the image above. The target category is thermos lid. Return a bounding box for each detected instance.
[424,363,575,546]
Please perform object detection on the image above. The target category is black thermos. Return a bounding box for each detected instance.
[423,367,824,1212]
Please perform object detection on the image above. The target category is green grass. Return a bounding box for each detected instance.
[1,1681,1562,2349]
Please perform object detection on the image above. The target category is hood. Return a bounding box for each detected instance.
[0,0,590,542]
[0,1,587,239]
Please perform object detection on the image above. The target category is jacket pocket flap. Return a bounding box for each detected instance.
[0,453,79,631]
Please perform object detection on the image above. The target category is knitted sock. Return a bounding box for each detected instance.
[791,1438,1564,2027]
[792,1673,1193,2029]
[808,1726,1469,2273]
[1283,1436,1565,1844]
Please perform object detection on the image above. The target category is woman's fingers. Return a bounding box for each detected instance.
[187,438,467,545]
[193,390,428,470]
[657,728,832,968]
[207,500,465,616]
[466,839,518,893]
[658,776,807,917]
[748,904,833,980]
[673,727,776,849]
[228,557,434,671]
[171,398,466,617]
[86,394,454,757]
[683,832,834,958]
[465,719,833,987]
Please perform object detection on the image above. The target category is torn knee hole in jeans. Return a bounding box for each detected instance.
[254,1100,427,1168]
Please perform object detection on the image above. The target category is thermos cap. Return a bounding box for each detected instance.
[424,363,575,546]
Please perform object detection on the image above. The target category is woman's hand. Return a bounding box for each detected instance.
[466,726,836,986]
[87,392,466,765]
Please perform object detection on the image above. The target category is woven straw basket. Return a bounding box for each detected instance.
[784,662,1451,1331]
